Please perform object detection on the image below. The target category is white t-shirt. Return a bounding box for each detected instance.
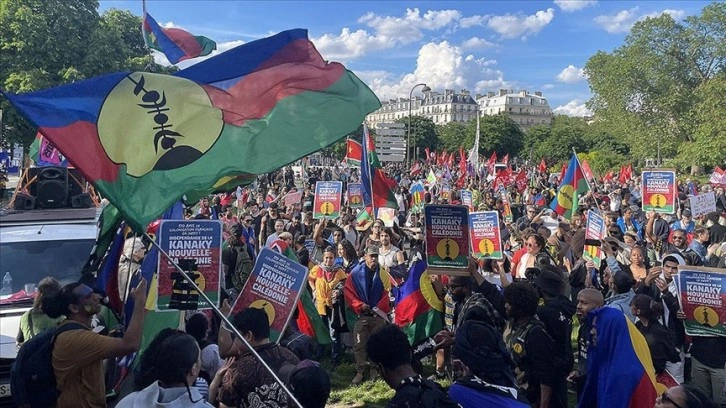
[378,245,400,269]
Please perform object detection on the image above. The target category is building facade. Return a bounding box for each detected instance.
[365,88,553,131]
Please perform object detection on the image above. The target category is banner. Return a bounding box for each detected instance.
[313,181,343,219]
[230,247,309,342]
[304,239,317,262]
[378,207,397,227]
[410,181,425,213]
[582,210,606,265]
[460,190,473,212]
[469,211,502,260]
[284,191,303,208]
[424,205,469,269]
[642,170,676,214]
[676,266,726,337]
[347,183,364,208]
[157,220,222,311]
[441,184,451,201]
[690,192,716,218]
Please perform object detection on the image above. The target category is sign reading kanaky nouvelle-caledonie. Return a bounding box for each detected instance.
[230,247,308,342]
[642,169,676,214]
[424,205,469,271]
[157,220,222,311]
[469,211,502,260]
[313,181,343,219]
[676,266,726,337]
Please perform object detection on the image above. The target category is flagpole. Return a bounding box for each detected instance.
[143,232,304,408]
[363,124,376,218]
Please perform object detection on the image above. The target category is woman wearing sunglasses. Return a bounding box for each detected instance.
[654,384,716,408]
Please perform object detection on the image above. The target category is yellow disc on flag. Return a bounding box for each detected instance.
[436,238,460,261]
[193,272,206,292]
[557,184,574,210]
[350,196,361,205]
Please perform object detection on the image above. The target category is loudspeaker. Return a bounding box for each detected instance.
[36,167,69,208]
[14,193,36,210]
[71,193,93,208]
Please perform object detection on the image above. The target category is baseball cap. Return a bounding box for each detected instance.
[365,245,380,256]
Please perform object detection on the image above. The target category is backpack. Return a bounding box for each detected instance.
[11,321,86,408]
[232,245,254,291]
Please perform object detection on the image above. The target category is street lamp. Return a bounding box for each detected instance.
[408,83,431,164]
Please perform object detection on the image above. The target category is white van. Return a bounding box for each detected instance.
[0,207,98,403]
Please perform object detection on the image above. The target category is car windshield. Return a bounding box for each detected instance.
[0,239,94,306]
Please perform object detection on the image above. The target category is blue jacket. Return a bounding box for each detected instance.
[617,217,642,240]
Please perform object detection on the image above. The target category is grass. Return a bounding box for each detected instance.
[319,351,442,408]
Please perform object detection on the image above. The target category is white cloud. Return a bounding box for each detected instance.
[460,15,489,28]
[151,40,246,68]
[312,8,462,61]
[555,65,587,83]
[359,41,511,102]
[594,7,685,34]
[553,99,592,116]
[554,0,597,12]
[542,83,555,89]
[461,36,496,50]
[487,8,555,40]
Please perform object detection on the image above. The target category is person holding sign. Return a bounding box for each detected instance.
[344,245,391,385]
[313,247,348,367]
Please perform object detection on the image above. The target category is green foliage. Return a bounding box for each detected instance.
[584,2,726,171]
[436,121,468,152]
[434,114,524,157]
[0,1,174,149]
[394,115,437,161]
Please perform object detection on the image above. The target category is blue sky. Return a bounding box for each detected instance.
[101,0,713,116]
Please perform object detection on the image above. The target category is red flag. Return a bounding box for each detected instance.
[425,147,431,163]
[515,170,528,193]
[626,164,633,180]
[437,151,445,166]
[487,152,497,175]
[581,159,594,182]
[538,158,547,173]
[344,139,362,165]
[618,165,627,184]
[410,161,422,176]
[455,171,467,189]
[502,153,509,166]
[558,162,567,184]
[603,170,614,183]
[493,168,510,191]
[448,152,455,169]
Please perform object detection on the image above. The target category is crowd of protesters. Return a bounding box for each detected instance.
[21,156,726,408]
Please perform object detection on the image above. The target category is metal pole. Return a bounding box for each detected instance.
[143,231,304,408]
[408,89,414,165]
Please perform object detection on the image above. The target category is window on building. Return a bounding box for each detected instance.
[530,99,534,105]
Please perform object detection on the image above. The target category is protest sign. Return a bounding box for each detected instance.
[424,205,469,271]
[410,182,425,213]
[230,247,309,342]
[582,210,606,265]
[469,211,502,260]
[157,220,222,311]
[378,207,397,227]
[460,190,473,212]
[690,192,716,218]
[313,181,342,219]
[441,184,451,201]
[347,183,364,208]
[284,191,303,208]
[642,170,676,214]
[676,266,726,337]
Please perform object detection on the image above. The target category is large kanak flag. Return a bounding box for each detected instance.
[344,139,362,166]
[2,29,381,230]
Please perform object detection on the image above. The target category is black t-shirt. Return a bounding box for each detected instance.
[389,376,459,408]
[691,336,726,368]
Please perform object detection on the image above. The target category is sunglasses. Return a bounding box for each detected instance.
[672,235,685,240]
[660,392,683,408]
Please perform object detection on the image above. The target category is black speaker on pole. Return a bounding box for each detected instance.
[36,167,69,208]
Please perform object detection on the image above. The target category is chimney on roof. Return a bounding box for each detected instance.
[445,89,454,97]
[499,89,507,97]
[519,90,527,96]
[488,91,495,98]
[476,93,483,100]
[534,91,542,97]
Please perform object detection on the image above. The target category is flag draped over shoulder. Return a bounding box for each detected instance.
[578,307,662,408]
[2,29,380,231]
[393,261,443,345]
[551,154,588,220]
[142,11,216,64]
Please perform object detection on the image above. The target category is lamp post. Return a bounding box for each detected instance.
[408,83,431,164]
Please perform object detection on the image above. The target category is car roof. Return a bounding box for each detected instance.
[0,223,98,243]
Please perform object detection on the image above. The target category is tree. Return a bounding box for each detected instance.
[471,114,525,158]
[0,1,174,150]
[394,115,437,161]
[584,3,726,172]
[436,122,468,152]
[677,72,726,169]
